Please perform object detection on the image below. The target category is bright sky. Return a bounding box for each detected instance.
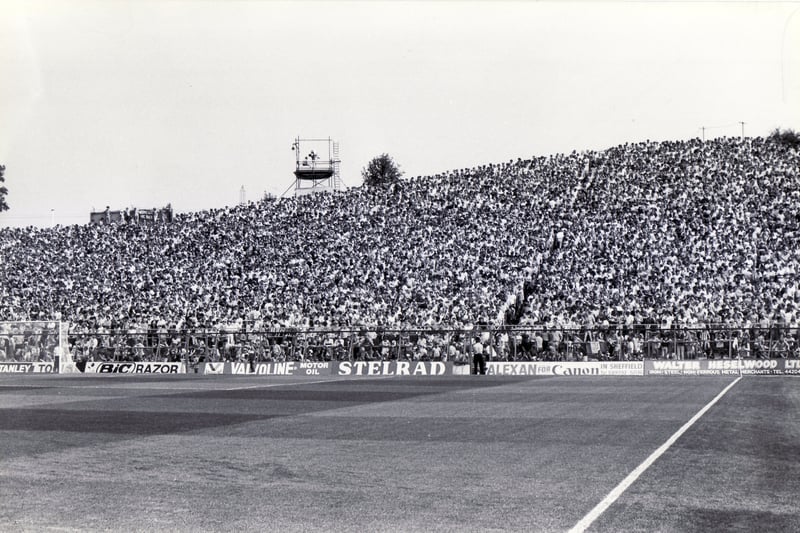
[1,1,799,227]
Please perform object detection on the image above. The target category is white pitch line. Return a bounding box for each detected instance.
[0,376,394,392]
[223,374,396,391]
[568,376,743,533]
[223,377,344,391]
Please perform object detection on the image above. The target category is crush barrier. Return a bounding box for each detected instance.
[62,324,800,365]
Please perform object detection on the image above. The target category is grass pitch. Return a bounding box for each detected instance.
[0,374,798,532]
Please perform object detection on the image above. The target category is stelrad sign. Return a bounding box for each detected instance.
[334,361,448,376]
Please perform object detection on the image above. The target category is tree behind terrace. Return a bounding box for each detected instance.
[0,165,8,212]
[768,128,800,150]
[362,154,403,187]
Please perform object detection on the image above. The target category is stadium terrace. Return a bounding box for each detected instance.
[1,136,799,364]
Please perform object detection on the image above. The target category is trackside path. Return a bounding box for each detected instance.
[569,376,742,533]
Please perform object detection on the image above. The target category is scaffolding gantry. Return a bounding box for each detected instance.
[286,136,342,197]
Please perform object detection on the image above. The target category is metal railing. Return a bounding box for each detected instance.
[46,324,800,365]
[0,321,62,363]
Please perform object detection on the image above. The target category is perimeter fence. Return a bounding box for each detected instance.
[36,324,800,367]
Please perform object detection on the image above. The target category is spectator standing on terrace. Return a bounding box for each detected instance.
[472,336,486,375]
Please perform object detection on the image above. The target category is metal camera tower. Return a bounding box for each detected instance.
[286,136,341,197]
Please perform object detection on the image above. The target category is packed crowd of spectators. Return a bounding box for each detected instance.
[517,137,800,330]
[1,136,798,362]
[1,158,556,333]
